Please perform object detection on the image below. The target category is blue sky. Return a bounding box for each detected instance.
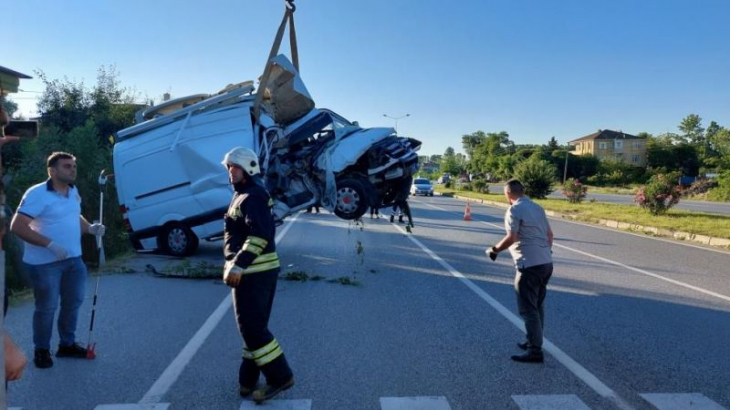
[7,0,730,156]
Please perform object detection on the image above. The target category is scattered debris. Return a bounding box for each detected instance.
[327,277,361,287]
[152,260,222,279]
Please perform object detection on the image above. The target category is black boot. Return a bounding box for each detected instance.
[511,349,544,363]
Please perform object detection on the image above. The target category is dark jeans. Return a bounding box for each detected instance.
[232,269,293,387]
[514,263,553,351]
[26,257,87,350]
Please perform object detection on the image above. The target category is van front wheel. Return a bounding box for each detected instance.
[158,223,199,257]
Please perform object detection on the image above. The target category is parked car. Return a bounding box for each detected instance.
[437,174,451,184]
[113,55,421,256]
[410,178,434,196]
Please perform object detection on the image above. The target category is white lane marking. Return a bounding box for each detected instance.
[380,396,452,410]
[239,399,312,409]
[138,214,300,404]
[420,200,730,304]
[419,196,730,256]
[640,393,728,410]
[391,223,635,410]
[512,394,592,410]
[96,405,170,410]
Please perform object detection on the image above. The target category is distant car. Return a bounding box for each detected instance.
[411,178,434,196]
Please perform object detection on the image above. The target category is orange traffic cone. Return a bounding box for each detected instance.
[463,200,473,221]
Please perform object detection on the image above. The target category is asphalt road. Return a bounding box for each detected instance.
[486,183,730,215]
[6,197,730,410]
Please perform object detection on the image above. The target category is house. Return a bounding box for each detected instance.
[569,129,647,167]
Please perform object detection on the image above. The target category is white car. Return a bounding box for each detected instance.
[113,55,421,256]
[410,178,434,196]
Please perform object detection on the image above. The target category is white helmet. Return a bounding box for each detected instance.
[222,147,261,176]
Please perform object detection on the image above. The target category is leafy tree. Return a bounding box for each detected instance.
[2,97,18,118]
[440,146,463,176]
[462,131,487,160]
[678,114,704,145]
[547,136,559,150]
[707,125,730,171]
[512,157,557,199]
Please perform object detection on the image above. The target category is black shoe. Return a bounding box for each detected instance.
[56,342,88,358]
[252,378,295,404]
[517,341,531,351]
[34,349,54,368]
[240,383,257,397]
[511,350,544,363]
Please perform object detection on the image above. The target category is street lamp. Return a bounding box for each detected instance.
[383,113,410,135]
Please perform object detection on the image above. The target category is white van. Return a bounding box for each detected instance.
[113,55,420,256]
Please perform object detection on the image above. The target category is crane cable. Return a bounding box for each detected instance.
[253,0,298,122]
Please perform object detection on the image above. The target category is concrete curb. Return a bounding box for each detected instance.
[443,193,730,250]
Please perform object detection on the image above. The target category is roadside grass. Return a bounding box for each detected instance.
[583,185,638,195]
[435,187,730,240]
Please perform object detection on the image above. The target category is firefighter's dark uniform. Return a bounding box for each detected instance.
[224,178,293,389]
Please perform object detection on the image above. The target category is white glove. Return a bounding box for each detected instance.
[87,223,106,237]
[46,241,68,261]
[223,260,245,288]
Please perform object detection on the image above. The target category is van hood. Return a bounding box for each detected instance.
[316,127,394,173]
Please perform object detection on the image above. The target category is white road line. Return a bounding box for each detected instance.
[512,394,592,410]
[96,404,170,410]
[138,214,300,404]
[380,396,452,410]
[391,222,635,410]
[640,393,728,410]
[239,399,312,409]
[420,200,730,304]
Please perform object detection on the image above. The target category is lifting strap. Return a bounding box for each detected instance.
[253,0,299,122]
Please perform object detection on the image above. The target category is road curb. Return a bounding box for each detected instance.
[443,193,730,250]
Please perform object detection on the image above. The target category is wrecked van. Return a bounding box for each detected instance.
[113,55,420,256]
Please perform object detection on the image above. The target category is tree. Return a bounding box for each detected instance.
[512,156,557,199]
[709,127,730,170]
[2,97,18,118]
[440,147,463,176]
[547,136,559,150]
[462,131,487,160]
[678,114,704,145]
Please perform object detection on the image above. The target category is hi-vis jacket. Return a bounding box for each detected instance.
[223,180,280,274]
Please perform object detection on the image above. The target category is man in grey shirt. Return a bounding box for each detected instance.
[487,179,554,363]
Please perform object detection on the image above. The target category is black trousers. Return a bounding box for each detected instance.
[391,201,413,225]
[233,269,293,387]
[514,263,553,350]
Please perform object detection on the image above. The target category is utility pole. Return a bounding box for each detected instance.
[563,148,569,184]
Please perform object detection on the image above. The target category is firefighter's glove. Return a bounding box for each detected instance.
[87,223,106,237]
[46,241,68,261]
[486,246,498,262]
[223,260,244,288]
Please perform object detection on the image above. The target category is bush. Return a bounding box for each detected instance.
[458,182,472,191]
[562,178,587,204]
[512,158,557,199]
[708,171,730,201]
[634,173,682,215]
[471,178,488,193]
[683,178,718,198]
[444,180,452,189]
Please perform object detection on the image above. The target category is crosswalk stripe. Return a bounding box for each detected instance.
[640,393,728,410]
[512,394,592,410]
[95,405,170,410]
[380,396,452,410]
[239,399,312,410]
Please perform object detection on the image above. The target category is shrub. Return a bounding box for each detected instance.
[562,178,587,204]
[634,173,682,215]
[512,158,557,199]
[458,182,472,191]
[708,171,730,201]
[471,178,488,193]
[683,178,718,198]
[444,180,452,189]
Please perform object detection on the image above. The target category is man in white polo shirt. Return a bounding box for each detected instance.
[10,152,105,369]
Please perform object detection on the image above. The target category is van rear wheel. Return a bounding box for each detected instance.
[158,223,199,257]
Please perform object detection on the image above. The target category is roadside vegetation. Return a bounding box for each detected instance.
[436,186,730,240]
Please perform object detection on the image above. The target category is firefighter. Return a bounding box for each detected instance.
[221,147,294,404]
[389,175,414,227]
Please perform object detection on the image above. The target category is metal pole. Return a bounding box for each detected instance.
[563,149,569,184]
